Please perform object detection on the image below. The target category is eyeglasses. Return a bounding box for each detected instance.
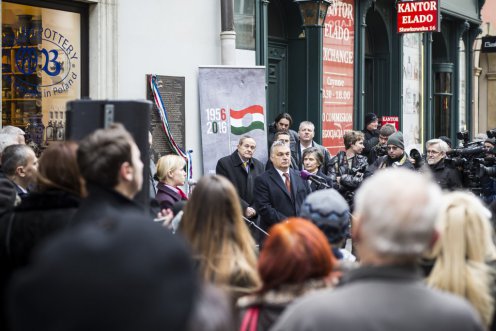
[426,150,441,155]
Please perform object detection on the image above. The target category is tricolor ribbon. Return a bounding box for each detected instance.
[149,75,193,188]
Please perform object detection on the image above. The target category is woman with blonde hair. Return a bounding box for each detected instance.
[425,191,496,329]
[178,175,260,303]
[155,154,188,210]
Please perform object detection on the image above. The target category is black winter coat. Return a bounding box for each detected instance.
[0,190,80,330]
[428,158,462,191]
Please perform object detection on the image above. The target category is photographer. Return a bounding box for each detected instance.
[329,131,368,209]
[365,131,415,177]
[425,139,462,191]
[368,124,396,165]
[480,138,496,204]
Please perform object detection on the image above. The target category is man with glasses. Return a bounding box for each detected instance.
[366,131,414,177]
[425,139,462,191]
[216,135,264,219]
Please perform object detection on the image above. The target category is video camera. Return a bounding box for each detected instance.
[372,144,388,157]
[444,130,496,193]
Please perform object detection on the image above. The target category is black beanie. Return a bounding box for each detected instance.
[364,113,378,127]
[387,131,404,150]
[438,136,452,148]
[8,214,198,331]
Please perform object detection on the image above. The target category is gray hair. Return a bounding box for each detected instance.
[0,133,18,154]
[0,126,25,136]
[1,144,33,176]
[270,140,289,156]
[354,168,442,257]
[298,121,315,131]
[379,124,396,137]
[426,139,449,153]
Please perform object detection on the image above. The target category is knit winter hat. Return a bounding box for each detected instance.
[300,189,350,245]
[8,213,198,331]
[387,131,404,150]
[364,113,378,127]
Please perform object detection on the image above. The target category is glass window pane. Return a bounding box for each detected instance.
[234,0,256,50]
[2,2,81,149]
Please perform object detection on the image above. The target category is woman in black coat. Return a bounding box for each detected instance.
[302,147,333,191]
[0,142,84,328]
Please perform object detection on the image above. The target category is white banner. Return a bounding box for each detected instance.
[198,66,268,174]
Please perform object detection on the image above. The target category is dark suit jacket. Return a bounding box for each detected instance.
[216,151,264,212]
[254,167,310,232]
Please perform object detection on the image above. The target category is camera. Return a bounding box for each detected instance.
[372,144,387,157]
[487,129,496,139]
[479,165,496,178]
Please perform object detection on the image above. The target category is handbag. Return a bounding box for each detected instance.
[239,306,260,331]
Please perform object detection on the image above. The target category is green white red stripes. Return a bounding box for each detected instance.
[230,105,265,135]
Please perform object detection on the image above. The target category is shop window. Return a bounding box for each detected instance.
[2,1,84,152]
[234,0,255,50]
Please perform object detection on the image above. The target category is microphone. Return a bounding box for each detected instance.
[300,170,331,188]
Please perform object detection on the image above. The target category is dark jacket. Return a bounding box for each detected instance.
[292,141,332,175]
[267,123,298,150]
[253,168,310,232]
[216,151,264,212]
[365,153,415,177]
[361,129,379,160]
[329,151,368,209]
[428,158,462,191]
[71,184,147,226]
[307,169,334,192]
[0,190,80,331]
[155,182,187,210]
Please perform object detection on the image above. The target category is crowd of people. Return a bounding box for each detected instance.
[0,114,496,331]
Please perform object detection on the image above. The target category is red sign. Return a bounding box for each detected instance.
[397,0,440,34]
[381,116,399,131]
[322,0,355,156]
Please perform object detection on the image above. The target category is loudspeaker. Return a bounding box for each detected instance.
[66,99,151,208]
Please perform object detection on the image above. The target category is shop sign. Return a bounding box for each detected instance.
[381,116,399,131]
[13,26,79,99]
[322,0,355,155]
[396,0,440,34]
[481,36,496,53]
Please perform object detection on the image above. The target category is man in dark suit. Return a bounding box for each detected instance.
[216,135,264,219]
[292,121,332,175]
[254,141,310,232]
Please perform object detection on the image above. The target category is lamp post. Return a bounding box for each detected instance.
[294,0,332,143]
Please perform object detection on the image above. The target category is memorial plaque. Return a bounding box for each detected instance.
[146,75,186,162]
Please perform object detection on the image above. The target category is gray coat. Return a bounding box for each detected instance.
[271,265,484,331]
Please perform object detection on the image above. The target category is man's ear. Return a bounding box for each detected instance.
[428,229,439,250]
[119,161,133,182]
[16,165,26,178]
[351,214,362,244]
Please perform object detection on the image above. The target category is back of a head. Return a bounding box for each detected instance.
[8,214,197,331]
[77,123,134,189]
[430,191,496,263]
[354,168,442,258]
[37,141,83,196]
[179,175,259,291]
[258,218,336,293]
[300,189,350,246]
[427,191,496,326]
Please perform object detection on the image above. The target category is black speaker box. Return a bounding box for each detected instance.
[66,99,151,207]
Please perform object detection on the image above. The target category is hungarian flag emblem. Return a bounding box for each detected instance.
[230,105,265,135]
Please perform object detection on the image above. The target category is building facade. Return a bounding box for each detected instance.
[0,0,486,178]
